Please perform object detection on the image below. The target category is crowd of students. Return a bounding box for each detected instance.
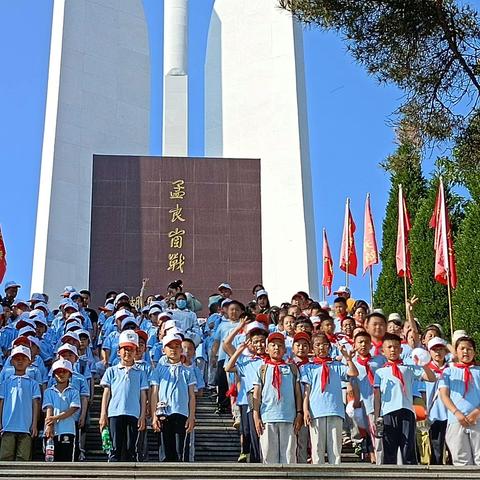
[0,278,479,466]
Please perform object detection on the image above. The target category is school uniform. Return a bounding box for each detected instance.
[253,362,298,464]
[0,375,41,461]
[102,330,120,366]
[425,362,449,464]
[374,363,424,464]
[439,364,480,465]
[213,319,238,411]
[42,385,81,461]
[352,354,386,464]
[236,355,264,463]
[149,362,196,462]
[101,364,149,462]
[0,363,45,386]
[301,360,350,464]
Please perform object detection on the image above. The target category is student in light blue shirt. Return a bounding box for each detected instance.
[43,359,81,461]
[439,336,480,466]
[423,337,449,465]
[374,333,435,465]
[0,345,41,461]
[303,333,358,465]
[150,333,196,462]
[351,331,385,464]
[210,300,243,413]
[224,320,268,464]
[100,330,148,462]
[253,332,303,464]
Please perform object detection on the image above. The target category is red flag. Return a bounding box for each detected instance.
[340,199,357,276]
[396,185,412,283]
[322,228,334,295]
[429,179,457,288]
[0,226,6,284]
[363,193,379,274]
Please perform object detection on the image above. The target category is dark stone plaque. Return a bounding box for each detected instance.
[89,156,262,310]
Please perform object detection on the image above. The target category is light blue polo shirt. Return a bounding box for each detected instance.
[374,364,424,416]
[0,375,41,433]
[184,364,205,392]
[439,365,480,423]
[352,355,386,415]
[425,370,448,422]
[253,363,298,423]
[0,363,44,386]
[214,319,238,362]
[42,385,81,435]
[301,361,350,419]
[149,363,195,418]
[150,342,164,364]
[102,330,120,365]
[236,356,264,409]
[48,371,90,421]
[101,364,148,418]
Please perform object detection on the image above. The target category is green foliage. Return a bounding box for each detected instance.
[410,177,464,334]
[453,199,480,346]
[279,0,480,141]
[374,141,427,316]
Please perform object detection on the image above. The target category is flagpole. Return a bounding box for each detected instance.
[322,286,326,302]
[345,198,350,287]
[399,184,409,319]
[369,265,374,309]
[439,178,455,340]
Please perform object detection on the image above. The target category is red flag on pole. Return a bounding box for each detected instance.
[363,193,379,275]
[396,184,412,283]
[322,228,334,295]
[340,198,357,276]
[429,178,457,288]
[0,226,6,284]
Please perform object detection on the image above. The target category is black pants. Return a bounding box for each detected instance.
[216,360,229,410]
[383,408,417,465]
[239,405,251,456]
[109,415,138,462]
[429,419,447,465]
[247,409,261,463]
[53,434,75,462]
[161,413,188,462]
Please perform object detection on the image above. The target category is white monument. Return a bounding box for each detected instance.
[31,0,150,298]
[205,0,319,302]
[163,0,188,156]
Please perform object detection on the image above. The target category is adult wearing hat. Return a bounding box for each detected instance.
[2,281,21,308]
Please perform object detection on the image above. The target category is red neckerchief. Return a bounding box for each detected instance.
[337,313,347,321]
[325,333,336,343]
[401,339,408,345]
[264,358,287,400]
[344,336,354,346]
[226,383,237,399]
[454,362,475,395]
[250,353,268,361]
[385,359,405,392]
[371,339,383,356]
[312,356,332,392]
[357,354,374,385]
[295,357,310,367]
[427,360,446,377]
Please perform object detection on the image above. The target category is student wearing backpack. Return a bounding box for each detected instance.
[252,332,303,463]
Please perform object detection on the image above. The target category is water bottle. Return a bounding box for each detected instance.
[45,438,55,462]
[375,417,384,438]
[101,427,112,454]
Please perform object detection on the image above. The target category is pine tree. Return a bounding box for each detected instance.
[452,112,480,344]
[453,200,480,345]
[410,176,463,333]
[374,140,427,317]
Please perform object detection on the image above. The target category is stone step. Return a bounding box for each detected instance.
[0,462,478,480]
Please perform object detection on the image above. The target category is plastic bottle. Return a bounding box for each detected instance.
[45,438,55,462]
[101,427,112,454]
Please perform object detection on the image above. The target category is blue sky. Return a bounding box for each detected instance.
[0,0,405,303]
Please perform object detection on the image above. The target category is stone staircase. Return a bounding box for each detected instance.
[83,385,240,461]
